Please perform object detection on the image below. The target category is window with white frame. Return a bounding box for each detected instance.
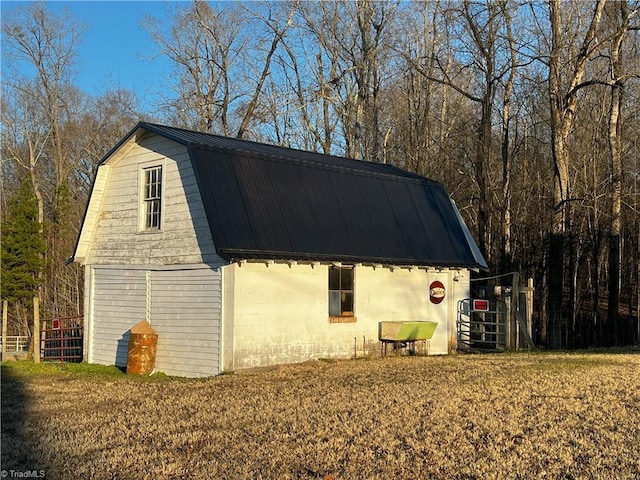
[142,165,162,231]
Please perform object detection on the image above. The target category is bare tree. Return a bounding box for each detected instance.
[2,3,83,224]
[298,1,397,161]
[145,1,242,134]
[2,3,86,197]
[2,3,86,319]
[0,78,49,226]
[604,0,639,343]
[235,1,299,139]
[545,0,607,346]
[497,0,520,273]
[2,3,141,319]
[147,1,299,139]
[400,0,519,265]
[386,1,476,190]
[295,1,355,154]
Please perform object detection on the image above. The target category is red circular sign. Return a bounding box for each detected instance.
[429,280,446,304]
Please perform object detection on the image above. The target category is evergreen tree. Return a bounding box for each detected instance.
[1,178,45,302]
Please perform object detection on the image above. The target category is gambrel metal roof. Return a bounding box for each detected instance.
[74,122,487,269]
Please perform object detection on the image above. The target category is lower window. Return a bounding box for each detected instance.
[329,265,355,322]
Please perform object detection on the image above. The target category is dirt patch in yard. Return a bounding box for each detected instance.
[2,352,640,479]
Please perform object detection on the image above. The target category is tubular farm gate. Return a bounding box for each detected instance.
[457,297,507,352]
[41,316,84,362]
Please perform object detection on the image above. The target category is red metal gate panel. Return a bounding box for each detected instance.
[41,316,83,362]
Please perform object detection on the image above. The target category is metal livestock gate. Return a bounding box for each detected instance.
[457,274,536,352]
[41,316,84,362]
[457,298,508,352]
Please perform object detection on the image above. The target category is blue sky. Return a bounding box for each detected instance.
[2,1,176,102]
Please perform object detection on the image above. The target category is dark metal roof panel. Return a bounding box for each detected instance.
[189,141,485,268]
[426,185,474,261]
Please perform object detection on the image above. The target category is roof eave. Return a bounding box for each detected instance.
[218,248,483,270]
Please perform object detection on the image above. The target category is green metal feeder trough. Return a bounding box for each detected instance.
[379,321,438,356]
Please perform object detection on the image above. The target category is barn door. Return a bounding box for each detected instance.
[91,268,147,367]
[90,266,222,376]
[150,268,221,377]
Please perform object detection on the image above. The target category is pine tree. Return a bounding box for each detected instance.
[1,178,46,302]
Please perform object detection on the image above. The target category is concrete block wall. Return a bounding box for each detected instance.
[222,262,471,370]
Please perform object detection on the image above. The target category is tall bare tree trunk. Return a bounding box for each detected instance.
[546,0,606,347]
[608,77,623,346]
[606,0,634,345]
[236,2,299,139]
[499,0,517,274]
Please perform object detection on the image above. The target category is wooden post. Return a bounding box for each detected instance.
[512,272,520,350]
[513,278,536,350]
[2,300,7,356]
[33,296,40,364]
[505,293,512,351]
[527,277,534,343]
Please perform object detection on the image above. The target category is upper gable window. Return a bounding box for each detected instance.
[141,165,162,231]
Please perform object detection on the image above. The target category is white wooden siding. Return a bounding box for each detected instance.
[74,165,111,263]
[86,134,222,266]
[89,266,222,377]
[91,268,147,367]
[150,268,221,377]
[226,262,469,369]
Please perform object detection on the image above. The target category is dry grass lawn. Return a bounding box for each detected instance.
[2,351,640,479]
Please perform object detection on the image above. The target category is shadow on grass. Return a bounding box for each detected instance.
[548,346,640,355]
[1,362,54,477]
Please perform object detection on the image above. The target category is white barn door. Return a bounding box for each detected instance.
[150,268,221,377]
[91,268,147,368]
[89,266,222,377]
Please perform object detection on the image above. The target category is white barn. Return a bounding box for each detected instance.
[72,122,487,377]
